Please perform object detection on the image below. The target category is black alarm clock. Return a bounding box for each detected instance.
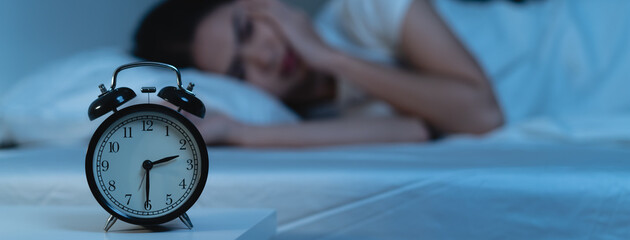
[85,62,208,231]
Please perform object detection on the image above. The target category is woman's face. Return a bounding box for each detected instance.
[192,2,307,99]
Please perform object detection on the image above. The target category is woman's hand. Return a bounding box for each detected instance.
[185,112,244,145]
[241,0,339,72]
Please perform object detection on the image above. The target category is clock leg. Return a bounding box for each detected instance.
[104,215,118,232]
[179,212,194,229]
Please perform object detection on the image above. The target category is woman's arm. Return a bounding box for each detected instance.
[325,54,502,134]
[193,114,428,147]
[323,0,502,134]
[246,0,504,134]
[232,117,428,147]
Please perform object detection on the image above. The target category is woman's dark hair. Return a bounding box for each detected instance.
[133,0,233,68]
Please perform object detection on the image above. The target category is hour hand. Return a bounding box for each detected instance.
[153,155,179,165]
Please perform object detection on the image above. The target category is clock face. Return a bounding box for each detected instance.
[86,104,208,225]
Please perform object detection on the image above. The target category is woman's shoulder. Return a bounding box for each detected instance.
[316,0,414,59]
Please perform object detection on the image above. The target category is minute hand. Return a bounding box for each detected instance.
[145,168,150,203]
[153,155,179,165]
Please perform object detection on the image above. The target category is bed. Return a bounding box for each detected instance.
[2,139,630,239]
[3,0,630,239]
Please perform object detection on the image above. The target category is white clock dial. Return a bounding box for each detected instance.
[92,110,202,218]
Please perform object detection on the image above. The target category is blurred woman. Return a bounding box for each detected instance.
[134,0,503,147]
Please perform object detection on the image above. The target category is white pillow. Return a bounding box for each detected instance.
[0,47,298,146]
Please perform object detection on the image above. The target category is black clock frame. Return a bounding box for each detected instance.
[86,104,209,226]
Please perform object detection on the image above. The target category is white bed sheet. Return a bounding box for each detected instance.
[2,139,630,239]
[434,0,630,131]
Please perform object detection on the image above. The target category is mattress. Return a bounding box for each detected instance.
[2,139,630,239]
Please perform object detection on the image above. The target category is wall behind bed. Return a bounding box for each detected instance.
[0,0,157,97]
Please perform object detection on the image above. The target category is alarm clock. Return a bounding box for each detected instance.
[85,62,208,231]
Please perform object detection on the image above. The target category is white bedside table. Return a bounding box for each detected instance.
[0,206,276,240]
